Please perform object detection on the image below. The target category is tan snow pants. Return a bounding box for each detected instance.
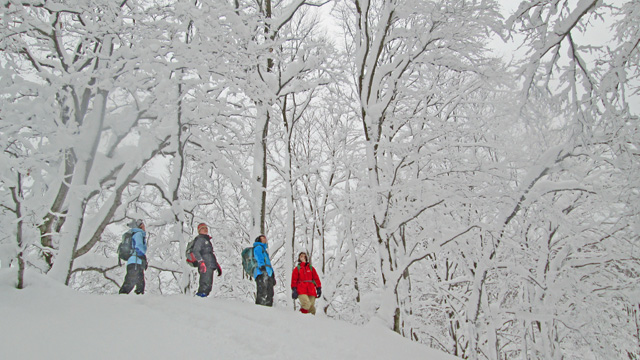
[298,294,316,315]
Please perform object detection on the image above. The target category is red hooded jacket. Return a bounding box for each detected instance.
[291,262,321,297]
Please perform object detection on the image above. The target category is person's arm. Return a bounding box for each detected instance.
[254,246,266,270]
[132,232,145,257]
[291,267,298,289]
[212,252,222,275]
[312,267,321,287]
[191,238,204,263]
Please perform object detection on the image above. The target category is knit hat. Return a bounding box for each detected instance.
[197,223,208,232]
[129,219,144,229]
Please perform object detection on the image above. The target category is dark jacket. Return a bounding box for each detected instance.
[192,234,220,270]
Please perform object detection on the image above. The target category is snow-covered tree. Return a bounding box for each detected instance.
[343,0,503,337]
[497,0,640,358]
[0,0,182,284]
[2,0,638,358]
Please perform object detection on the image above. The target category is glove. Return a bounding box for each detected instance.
[316,287,322,297]
[292,288,298,299]
[198,262,207,274]
[271,274,276,285]
[217,266,222,276]
[140,255,148,270]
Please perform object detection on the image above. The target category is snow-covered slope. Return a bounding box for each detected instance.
[0,270,460,360]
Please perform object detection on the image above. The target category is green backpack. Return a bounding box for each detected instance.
[117,230,135,265]
[185,239,198,267]
[241,247,257,278]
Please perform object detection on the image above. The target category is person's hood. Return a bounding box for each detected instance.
[131,228,146,236]
[254,241,268,250]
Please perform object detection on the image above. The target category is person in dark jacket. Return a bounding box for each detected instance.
[253,234,276,306]
[192,223,222,297]
[119,219,148,295]
[291,251,322,314]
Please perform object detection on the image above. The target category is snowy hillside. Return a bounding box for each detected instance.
[0,270,459,360]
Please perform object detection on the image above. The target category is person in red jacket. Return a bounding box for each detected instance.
[291,251,322,315]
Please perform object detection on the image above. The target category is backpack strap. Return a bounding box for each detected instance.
[295,263,316,286]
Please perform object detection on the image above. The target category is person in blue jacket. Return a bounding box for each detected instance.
[253,234,276,306]
[119,219,148,295]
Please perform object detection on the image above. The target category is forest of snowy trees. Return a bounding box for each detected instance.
[1,0,639,359]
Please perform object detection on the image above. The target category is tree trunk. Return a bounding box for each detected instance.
[48,87,109,284]
[39,148,75,270]
[251,106,270,237]
[10,181,24,289]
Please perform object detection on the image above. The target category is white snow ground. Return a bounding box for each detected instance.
[0,270,460,360]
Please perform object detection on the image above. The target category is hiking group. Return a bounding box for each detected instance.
[118,219,322,314]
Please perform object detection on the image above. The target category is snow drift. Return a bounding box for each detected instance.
[0,270,459,360]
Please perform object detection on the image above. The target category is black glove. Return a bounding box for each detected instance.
[217,265,222,277]
[316,287,322,297]
[292,288,298,299]
[271,274,276,285]
[259,266,267,272]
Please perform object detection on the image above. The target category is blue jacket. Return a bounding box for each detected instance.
[127,228,147,265]
[253,241,273,278]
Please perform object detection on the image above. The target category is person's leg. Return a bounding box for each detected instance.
[265,275,275,306]
[255,274,269,305]
[119,264,136,294]
[197,265,214,296]
[133,264,145,294]
[298,294,311,313]
[308,296,316,315]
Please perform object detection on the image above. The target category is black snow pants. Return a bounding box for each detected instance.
[255,273,275,306]
[197,265,214,296]
[119,263,145,294]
